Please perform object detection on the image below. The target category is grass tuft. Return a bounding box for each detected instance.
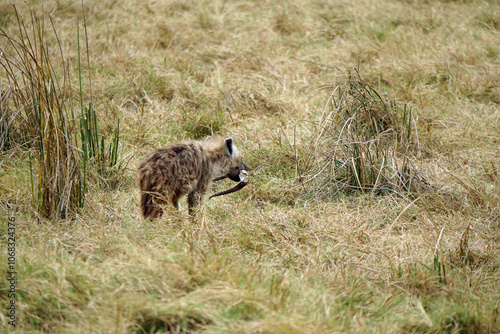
[0,5,122,218]
[0,6,84,219]
[301,68,430,199]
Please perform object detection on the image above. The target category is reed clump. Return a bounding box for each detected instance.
[0,6,120,219]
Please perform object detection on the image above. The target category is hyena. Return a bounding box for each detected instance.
[137,135,248,220]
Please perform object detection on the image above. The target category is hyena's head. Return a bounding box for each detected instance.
[207,136,249,182]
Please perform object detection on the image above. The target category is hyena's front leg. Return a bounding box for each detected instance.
[187,192,202,216]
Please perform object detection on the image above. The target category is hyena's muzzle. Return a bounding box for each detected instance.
[210,169,249,199]
[210,161,250,199]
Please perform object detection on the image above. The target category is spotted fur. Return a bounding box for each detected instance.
[137,135,248,220]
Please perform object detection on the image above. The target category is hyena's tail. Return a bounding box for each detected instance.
[138,171,161,220]
[141,191,159,220]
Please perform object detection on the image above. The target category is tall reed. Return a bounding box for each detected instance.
[0,7,83,218]
[77,24,121,192]
[0,5,120,219]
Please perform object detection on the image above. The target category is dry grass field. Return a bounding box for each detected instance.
[0,0,499,333]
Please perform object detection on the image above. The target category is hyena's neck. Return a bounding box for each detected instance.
[199,137,230,180]
[208,151,227,180]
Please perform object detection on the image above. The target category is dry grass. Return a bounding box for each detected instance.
[1,0,499,333]
[296,68,429,200]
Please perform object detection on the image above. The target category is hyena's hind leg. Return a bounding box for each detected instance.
[141,191,181,221]
[157,192,183,218]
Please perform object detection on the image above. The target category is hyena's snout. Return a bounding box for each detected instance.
[240,162,250,179]
[209,168,249,200]
[227,160,250,182]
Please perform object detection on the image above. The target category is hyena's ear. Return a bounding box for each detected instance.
[204,136,212,141]
[224,137,238,158]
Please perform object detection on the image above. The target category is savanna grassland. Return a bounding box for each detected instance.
[0,0,499,333]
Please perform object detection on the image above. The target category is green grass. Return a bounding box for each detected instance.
[1,0,499,333]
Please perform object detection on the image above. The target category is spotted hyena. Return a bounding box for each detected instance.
[137,135,248,220]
